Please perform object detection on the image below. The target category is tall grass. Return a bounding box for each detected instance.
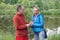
[0,33,60,40]
[47,34,60,40]
[0,32,15,40]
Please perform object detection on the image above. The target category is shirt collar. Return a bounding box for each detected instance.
[33,13,41,17]
[16,13,24,16]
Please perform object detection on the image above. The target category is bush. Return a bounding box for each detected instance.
[0,3,60,34]
[41,9,60,15]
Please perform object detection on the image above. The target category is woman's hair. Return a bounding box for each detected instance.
[17,5,22,11]
[34,5,40,11]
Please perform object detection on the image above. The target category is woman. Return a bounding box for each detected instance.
[30,5,45,40]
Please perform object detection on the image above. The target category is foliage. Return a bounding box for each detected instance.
[0,0,60,39]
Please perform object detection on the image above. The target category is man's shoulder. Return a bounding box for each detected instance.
[13,14,19,20]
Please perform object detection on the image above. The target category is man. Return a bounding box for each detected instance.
[30,5,45,40]
[13,5,30,40]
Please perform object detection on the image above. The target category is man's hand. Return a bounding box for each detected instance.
[26,21,34,27]
[26,24,30,27]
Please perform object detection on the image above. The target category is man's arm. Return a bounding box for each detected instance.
[13,17,29,29]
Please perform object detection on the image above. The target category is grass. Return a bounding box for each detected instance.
[0,32,15,40]
[47,34,60,40]
[0,32,60,40]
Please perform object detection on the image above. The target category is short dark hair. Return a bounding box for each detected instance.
[17,5,22,11]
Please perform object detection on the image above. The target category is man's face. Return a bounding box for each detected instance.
[19,6,24,14]
[33,8,39,14]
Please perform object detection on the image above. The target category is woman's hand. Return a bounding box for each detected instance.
[29,21,34,26]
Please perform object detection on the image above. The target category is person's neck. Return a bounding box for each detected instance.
[34,14,37,16]
[34,13,39,16]
[17,12,23,15]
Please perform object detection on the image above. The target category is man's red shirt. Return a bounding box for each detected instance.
[13,13,28,37]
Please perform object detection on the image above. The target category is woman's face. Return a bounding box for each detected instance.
[33,8,39,14]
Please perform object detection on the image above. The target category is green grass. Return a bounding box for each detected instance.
[0,33,15,40]
[0,32,60,40]
[47,34,60,40]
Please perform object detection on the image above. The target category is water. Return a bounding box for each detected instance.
[47,27,60,36]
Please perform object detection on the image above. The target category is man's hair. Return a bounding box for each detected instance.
[17,5,22,11]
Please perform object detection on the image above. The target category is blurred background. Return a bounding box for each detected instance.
[0,0,60,40]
